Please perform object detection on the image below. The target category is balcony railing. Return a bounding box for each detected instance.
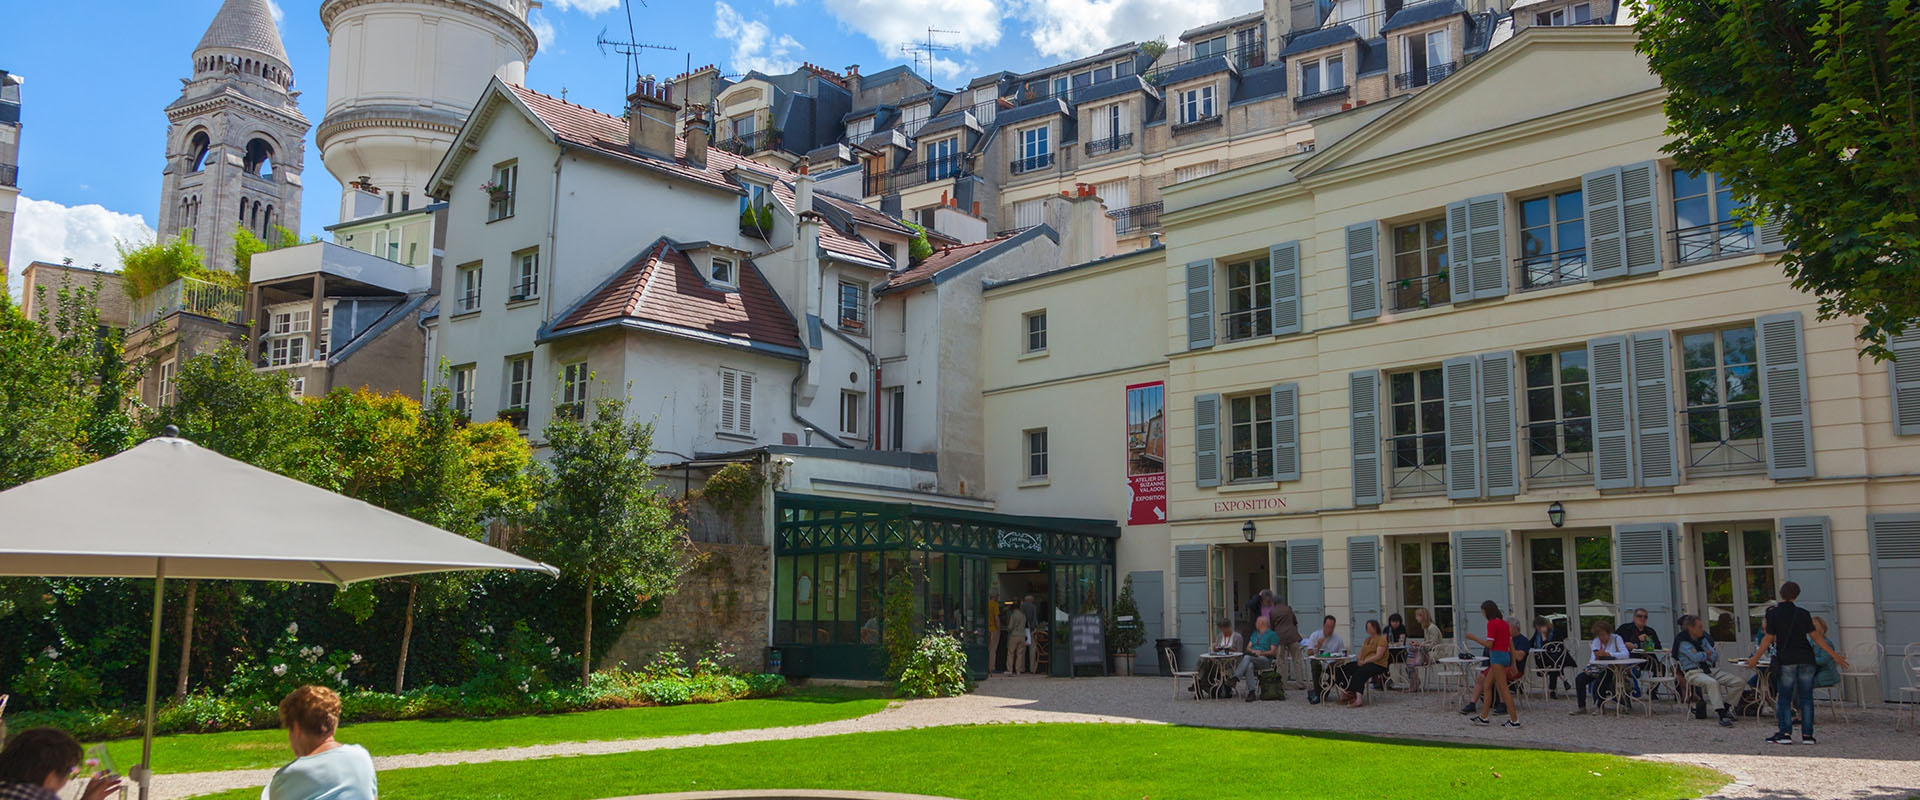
[1526,418,1594,485]
[129,276,245,331]
[862,160,968,196]
[1285,6,1391,42]
[1083,133,1133,157]
[1146,41,1267,85]
[1293,85,1351,106]
[1686,402,1765,474]
[1393,61,1459,89]
[1673,219,1755,265]
[1170,115,1224,134]
[716,129,783,156]
[1389,271,1451,311]
[1109,201,1163,235]
[0,162,15,187]
[1388,432,1447,495]
[1519,247,1589,289]
[1011,152,1054,175]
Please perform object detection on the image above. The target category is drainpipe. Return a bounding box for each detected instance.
[789,368,852,448]
[823,323,880,450]
[543,151,565,320]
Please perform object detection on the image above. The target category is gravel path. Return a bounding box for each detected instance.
[155,676,1920,799]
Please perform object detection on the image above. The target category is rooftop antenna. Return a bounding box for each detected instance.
[900,27,957,83]
[596,1,676,93]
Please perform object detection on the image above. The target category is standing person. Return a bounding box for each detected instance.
[0,727,123,800]
[1020,594,1041,671]
[1341,620,1391,708]
[1465,601,1519,728]
[1245,589,1265,629]
[1573,619,1631,714]
[986,591,1003,674]
[1270,595,1302,686]
[1005,602,1030,675]
[1300,615,1346,704]
[1746,581,1848,745]
[1235,615,1281,701]
[269,685,377,800]
[1259,590,1276,626]
[1674,614,1744,727]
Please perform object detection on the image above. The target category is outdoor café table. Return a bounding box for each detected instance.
[1590,657,1645,716]
[1746,658,1776,714]
[1436,655,1486,706]
[1195,652,1244,699]
[1386,644,1408,689]
[1310,652,1354,699]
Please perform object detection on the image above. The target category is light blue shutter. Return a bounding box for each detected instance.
[1614,523,1679,640]
[1347,535,1381,641]
[1288,538,1325,622]
[1450,530,1510,644]
[1480,351,1520,497]
[1271,383,1300,482]
[1756,207,1790,253]
[1620,161,1662,276]
[1778,516,1836,625]
[1347,222,1380,322]
[1630,330,1678,487]
[1186,260,1214,349]
[1443,355,1482,500]
[1467,194,1509,300]
[1589,335,1635,489]
[1447,200,1474,303]
[1350,371,1382,505]
[1175,545,1210,663]
[1194,393,1222,488]
[1867,514,1920,701]
[1892,327,1920,436]
[1582,166,1626,280]
[1270,241,1302,336]
[1757,312,1815,479]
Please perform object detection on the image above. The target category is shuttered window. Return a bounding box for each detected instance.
[1756,312,1814,479]
[1480,351,1520,497]
[1630,330,1678,487]
[1269,241,1302,336]
[1287,540,1325,621]
[1350,371,1382,505]
[1272,383,1301,482]
[1588,335,1634,489]
[1450,530,1510,642]
[1185,260,1215,349]
[1892,325,1920,436]
[1442,356,1481,499]
[1194,393,1222,488]
[1223,254,1274,341]
[1616,523,1680,641]
[1348,536,1381,641]
[1582,161,1661,279]
[1681,326,1762,477]
[719,367,754,435]
[1778,516,1835,623]
[1581,167,1625,279]
[1523,348,1594,487]
[1445,194,1509,302]
[1346,222,1380,321]
[1227,392,1275,482]
[1389,366,1446,497]
[1390,218,1449,312]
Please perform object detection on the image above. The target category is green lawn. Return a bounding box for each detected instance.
[189,723,1728,800]
[119,689,890,775]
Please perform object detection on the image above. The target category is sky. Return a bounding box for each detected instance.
[2,0,1258,296]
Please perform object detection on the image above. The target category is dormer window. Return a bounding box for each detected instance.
[902,104,930,135]
[1300,54,1347,96]
[847,117,875,140]
[1397,28,1454,89]
[1536,2,1594,25]
[710,255,736,288]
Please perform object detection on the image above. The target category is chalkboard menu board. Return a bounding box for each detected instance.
[1070,612,1106,674]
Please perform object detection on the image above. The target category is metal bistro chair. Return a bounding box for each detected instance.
[1429,643,1473,709]
[1833,641,1883,722]
[1165,646,1199,701]
[1638,652,1684,717]
[1897,650,1920,732]
[1531,641,1572,702]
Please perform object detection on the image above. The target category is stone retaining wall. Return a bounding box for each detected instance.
[601,540,771,672]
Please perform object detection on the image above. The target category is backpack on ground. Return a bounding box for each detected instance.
[1257,669,1287,701]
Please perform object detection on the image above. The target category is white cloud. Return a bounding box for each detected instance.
[6,197,154,298]
[529,10,558,53]
[822,0,1001,62]
[1014,0,1256,60]
[266,0,285,26]
[714,2,804,76]
[772,0,799,6]
[547,0,621,14]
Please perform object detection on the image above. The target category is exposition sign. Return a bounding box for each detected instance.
[1125,381,1166,526]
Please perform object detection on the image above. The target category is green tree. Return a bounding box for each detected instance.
[0,282,139,490]
[903,222,934,266]
[232,224,301,284]
[149,343,306,471]
[117,233,208,299]
[523,395,686,683]
[1634,0,1920,357]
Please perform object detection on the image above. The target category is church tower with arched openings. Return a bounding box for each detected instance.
[157,0,309,273]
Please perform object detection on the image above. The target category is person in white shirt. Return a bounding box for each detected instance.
[269,686,376,800]
[1299,615,1346,704]
[1571,619,1631,715]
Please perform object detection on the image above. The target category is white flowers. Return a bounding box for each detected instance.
[312,646,325,657]
[272,663,288,676]
[41,646,60,660]
[544,635,555,645]
[287,622,299,636]
[481,624,495,635]
[517,681,531,693]
[325,666,338,676]
[350,653,363,665]
[550,647,562,658]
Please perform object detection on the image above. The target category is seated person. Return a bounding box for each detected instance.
[1617,608,1664,652]
[1235,615,1282,702]
[1673,613,1744,727]
[0,727,122,800]
[270,685,377,800]
[1529,617,1572,699]
[1212,619,1245,654]
[1572,619,1632,714]
[1299,615,1346,705]
[1340,620,1392,708]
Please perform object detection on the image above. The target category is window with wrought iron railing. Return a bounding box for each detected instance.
[1011,152,1054,174]
[1084,132,1133,157]
[1394,60,1458,89]
[1671,170,1753,265]
[1227,392,1275,482]
[1108,201,1163,235]
[1222,255,1273,341]
[456,264,483,313]
[1524,348,1593,486]
[1390,219,1450,311]
[1518,189,1587,289]
[1388,366,1447,496]
[486,162,516,222]
[1682,326,1766,475]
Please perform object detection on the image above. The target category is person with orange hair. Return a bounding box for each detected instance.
[268,686,376,800]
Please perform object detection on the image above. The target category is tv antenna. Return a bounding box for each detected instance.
[900,27,957,82]
[596,1,676,93]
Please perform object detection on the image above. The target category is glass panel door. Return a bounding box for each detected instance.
[1208,545,1228,634]
[1698,524,1777,654]
[1526,532,1615,650]
[1396,535,1455,638]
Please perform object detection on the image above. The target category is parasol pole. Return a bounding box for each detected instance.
[137,557,166,800]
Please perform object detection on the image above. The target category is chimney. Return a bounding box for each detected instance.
[845,64,862,101]
[1042,192,1118,269]
[624,74,679,160]
[684,103,710,168]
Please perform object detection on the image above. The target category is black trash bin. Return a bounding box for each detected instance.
[1155,638,1183,671]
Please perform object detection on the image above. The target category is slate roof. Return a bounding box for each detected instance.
[1181,10,1265,41]
[1383,0,1470,33]
[1075,74,1157,105]
[995,98,1072,128]
[877,234,1018,294]
[196,0,288,62]
[1232,63,1288,103]
[1280,24,1364,57]
[551,240,802,351]
[506,84,760,195]
[1154,55,1232,87]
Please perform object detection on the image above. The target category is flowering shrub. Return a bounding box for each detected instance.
[458,621,569,696]
[223,623,364,704]
[894,632,971,698]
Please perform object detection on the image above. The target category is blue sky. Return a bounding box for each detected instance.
[3,0,1254,292]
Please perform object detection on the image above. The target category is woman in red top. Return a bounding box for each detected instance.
[1467,600,1520,727]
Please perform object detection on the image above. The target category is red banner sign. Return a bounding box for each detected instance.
[1126,381,1166,526]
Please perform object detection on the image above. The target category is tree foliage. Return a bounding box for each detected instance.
[903,221,934,266]
[232,224,301,284]
[117,233,214,299]
[1634,0,1920,357]
[0,283,140,490]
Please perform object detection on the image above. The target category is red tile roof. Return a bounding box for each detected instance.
[552,240,803,352]
[506,84,792,196]
[877,233,1020,294]
[766,180,891,267]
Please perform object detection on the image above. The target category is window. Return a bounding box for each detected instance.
[710,256,736,288]
[1015,127,1051,173]
[846,117,874,140]
[158,359,176,407]
[1025,428,1050,479]
[1052,76,1069,99]
[1023,310,1048,353]
[1192,35,1226,58]
[314,306,332,359]
[1524,348,1593,486]
[487,161,517,221]
[926,137,958,180]
[838,280,867,332]
[719,367,754,435]
[902,103,930,135]
[1388,367,1447,496]
[1177,85,1217,124]
[558,361,589,420]
[263,307,311,367]
[1390,218,1450,310]
[1173,161,1219,183]
[455,264,483,313]
[1518,189,1588,288]
[1672,170,1752,264]
[1300,54,1346,96]
[505,355,533,410]
[1697,524,1777,654]
[1222,254,1273,341]
[1227,392,1275,482]
[289,377,306,398]
[450,365,475,419]
[1397,536,1455,638]
[886,387,905,450]
[840,390,864,437]
[1536,2,1594,25]
[879,241,898,263]
[1088,103,1129,154]
[511,249,540,300]
[1526,533,1615,648]
[1398,29,1452,88]
[1682,325,1765,474]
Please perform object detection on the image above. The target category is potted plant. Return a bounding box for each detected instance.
[1109,576,1147,676]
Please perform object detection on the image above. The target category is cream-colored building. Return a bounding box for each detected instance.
[982,25,1920,697]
